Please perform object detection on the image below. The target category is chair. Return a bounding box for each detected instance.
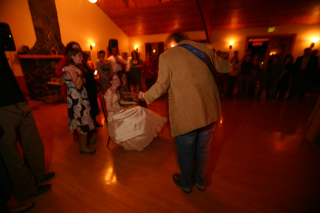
[99,93,111,147]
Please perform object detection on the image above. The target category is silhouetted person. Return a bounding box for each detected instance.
[276,55,295,100]
[288,48,318,100]
[0,42,54,201]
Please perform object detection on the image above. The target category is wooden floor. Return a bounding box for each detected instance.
[12,95,320,213]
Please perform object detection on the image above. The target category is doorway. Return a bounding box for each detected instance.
[145,42,164,58]
[245,34,296,63]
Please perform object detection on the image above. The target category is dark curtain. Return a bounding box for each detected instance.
[145,43,152,54]
[158,42,164,55]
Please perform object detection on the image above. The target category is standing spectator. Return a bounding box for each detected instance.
[118,72,131,98]
[0,50,54,201]
[63,48,96,154]
[0,153,36,212]
[288,48,318,101]
[129,50,143,92]
[265,55,284,100]
[310,50,320,98]
[276,55,295,100]
[232,50,239,62]
[237,55,253,98]
[121,52,131,73]
[143,53,157,90]
[249,55,262,98]
[96,50,112,93]
[57,42,99,137]
[306,97,320,147]
[83,53,102,128]
[108,47,125,74]
[225,56,240,98]
[216,50,221,57]
[121,52,132,90]
[242,48,252,62]
[138,31,232,193]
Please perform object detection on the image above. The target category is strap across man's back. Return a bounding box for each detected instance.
[178,43,220,98]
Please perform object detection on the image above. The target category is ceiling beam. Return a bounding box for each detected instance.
[121,0,129,8]
[195,0,211,43]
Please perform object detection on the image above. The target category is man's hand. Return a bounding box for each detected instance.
[138,92,145,101]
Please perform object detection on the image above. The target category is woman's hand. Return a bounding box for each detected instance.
[64,65,76,73]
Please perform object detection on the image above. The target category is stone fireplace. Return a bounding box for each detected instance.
[18,0,65,100]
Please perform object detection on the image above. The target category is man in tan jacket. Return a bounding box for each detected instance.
[138,31,232,193]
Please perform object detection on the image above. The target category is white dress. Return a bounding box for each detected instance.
[105,92,167,151]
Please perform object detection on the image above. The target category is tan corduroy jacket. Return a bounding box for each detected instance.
[144,40,232,137]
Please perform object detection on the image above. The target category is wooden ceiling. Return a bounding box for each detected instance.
[97,0,320,37]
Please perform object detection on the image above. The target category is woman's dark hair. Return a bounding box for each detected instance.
[117,71,127,85]
[109,72,119,84]
[66,48,82,66]
[283,54,293,64]
[131,50,140,60]
[64,41,80,56]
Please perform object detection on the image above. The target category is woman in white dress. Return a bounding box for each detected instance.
[104,73,167,151]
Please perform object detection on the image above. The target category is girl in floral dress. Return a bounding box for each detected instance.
[63,48,96,154]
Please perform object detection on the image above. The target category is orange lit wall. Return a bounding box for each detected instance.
[130,24,320,62]
[1,0,319,77]
[211,24,320,60]
[0,0,36,77]
[0,0,129,77]
[129,31,206,60]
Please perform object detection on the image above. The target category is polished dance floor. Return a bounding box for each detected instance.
[13,95,320,212]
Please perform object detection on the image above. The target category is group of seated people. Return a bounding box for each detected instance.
[55,41,166,154]
[215,48,319,101]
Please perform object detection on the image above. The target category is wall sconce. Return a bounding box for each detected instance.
[229,41,233,50]
[88,0,97,3]
[311,37,319,48]
[90,43,95,50]
[134,45,138,51]
[153,49,156,53]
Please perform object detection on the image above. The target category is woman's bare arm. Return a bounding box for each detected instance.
[65,66,84,90]
[105,89,123,112]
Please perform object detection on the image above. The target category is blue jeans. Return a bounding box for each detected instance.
[176,122,215,189]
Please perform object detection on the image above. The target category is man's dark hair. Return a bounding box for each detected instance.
[166,30,189,46]
[98,50,105,54]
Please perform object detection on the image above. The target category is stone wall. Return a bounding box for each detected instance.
[20,58,60,99]
[19,0,65,99]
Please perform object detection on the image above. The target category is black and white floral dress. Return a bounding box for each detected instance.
[63,74,95,133]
